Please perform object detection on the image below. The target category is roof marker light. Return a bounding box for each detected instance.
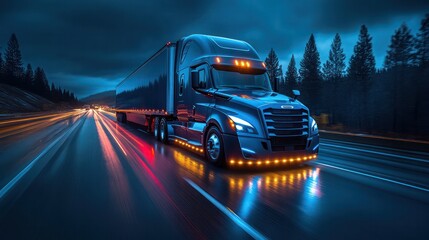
[216,57,221,63]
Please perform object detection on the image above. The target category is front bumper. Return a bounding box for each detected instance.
[223,133,319,167]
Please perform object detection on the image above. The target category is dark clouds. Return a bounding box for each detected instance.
[0,0,428,98]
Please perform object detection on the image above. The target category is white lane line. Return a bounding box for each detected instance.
[317,162,429,193]
[0,113,85,199]
[320,143,429,163]
[137,129,149,134]
[322,139,429,157]
[184,178,267,240]
[319,130,429,144]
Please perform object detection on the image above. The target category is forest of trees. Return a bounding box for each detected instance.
[265,14,429,139]
[0,34,78,103]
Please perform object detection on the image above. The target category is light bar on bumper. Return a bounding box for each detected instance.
[228,154,318,167]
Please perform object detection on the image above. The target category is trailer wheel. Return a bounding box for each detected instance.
[205,126,225,166]
[116,113,127,123]
[159,118,168,144]
[153,117,160,141]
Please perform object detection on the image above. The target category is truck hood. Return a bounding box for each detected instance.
[215,89,306,109]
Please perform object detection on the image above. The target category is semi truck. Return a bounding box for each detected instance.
[116,34,319,167]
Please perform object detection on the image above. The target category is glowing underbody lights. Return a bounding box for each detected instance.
[174,139,204,153]
[229,154,317,167]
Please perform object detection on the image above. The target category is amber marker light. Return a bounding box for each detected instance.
[257,161,262,165]
[246,61,250,67]
[247,161,253,166]
[262,62,266,68]
[235,60,239,66]
[238,161,244,165]
[230,160,235,165]
[228,118,235,130]
[216,57,221,63]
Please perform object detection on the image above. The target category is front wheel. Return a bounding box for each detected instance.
[205,126,226,166]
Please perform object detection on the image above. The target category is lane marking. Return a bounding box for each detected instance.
[320,143,429,164]
[322,138,429,156]
[137,129,149,134]
[317,162,429,193]
[0,112,86,200]
[184,178,267,240]
[320,130,429,144]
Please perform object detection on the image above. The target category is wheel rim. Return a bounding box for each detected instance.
[207,133,220,160]
[154,119,159,138]
[160,121,165,140]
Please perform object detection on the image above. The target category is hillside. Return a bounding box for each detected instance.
[0,84,55,114]
[80,90,115,106]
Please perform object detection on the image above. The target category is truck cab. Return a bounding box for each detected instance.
[116,34,319,167]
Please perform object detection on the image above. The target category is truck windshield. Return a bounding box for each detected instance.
[212,69,272,91]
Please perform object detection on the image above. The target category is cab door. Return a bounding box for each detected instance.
[188,64,211,123]
[186,64,214,144]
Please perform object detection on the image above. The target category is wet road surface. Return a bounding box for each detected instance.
[0,109,428,239]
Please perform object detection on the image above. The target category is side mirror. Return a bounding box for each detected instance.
[191,70,199,89]
[272,77,280,92]
[292,89,300,101]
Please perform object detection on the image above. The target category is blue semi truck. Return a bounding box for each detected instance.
[116,34,319,167]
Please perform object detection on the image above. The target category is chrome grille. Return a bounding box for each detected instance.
[263,108,309,151]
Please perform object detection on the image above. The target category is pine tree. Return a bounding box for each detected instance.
[58,86,63,101]
[33,67,50,97]
[347,25,376,130]
[24,64,34,90]
[265,48,282,91]
[416,13,429,66]
[323,33,346,80]
[4,33,24,86]
[384,23,415,69]
[348,25,376,80]
[285,54,298,95]
[299,34,322,111]
[51,82,57,102]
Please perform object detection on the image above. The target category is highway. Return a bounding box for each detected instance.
[0,109,428,239]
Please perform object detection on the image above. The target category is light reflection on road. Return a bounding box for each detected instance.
[94,110,133,217]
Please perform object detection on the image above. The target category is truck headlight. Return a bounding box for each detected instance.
[228,115,258,134]
[310,117,318,135]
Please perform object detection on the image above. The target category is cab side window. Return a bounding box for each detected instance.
[198,69,206,89]
[181,41,191,63]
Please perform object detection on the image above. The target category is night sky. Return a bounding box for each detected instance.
[1,0,428,98]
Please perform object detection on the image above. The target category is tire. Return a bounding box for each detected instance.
[159,117,168,143]
[116,112,126,123]
[205,126,226,166]
[153,117,160,141]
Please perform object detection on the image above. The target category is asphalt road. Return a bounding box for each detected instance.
[0,109,428,240]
